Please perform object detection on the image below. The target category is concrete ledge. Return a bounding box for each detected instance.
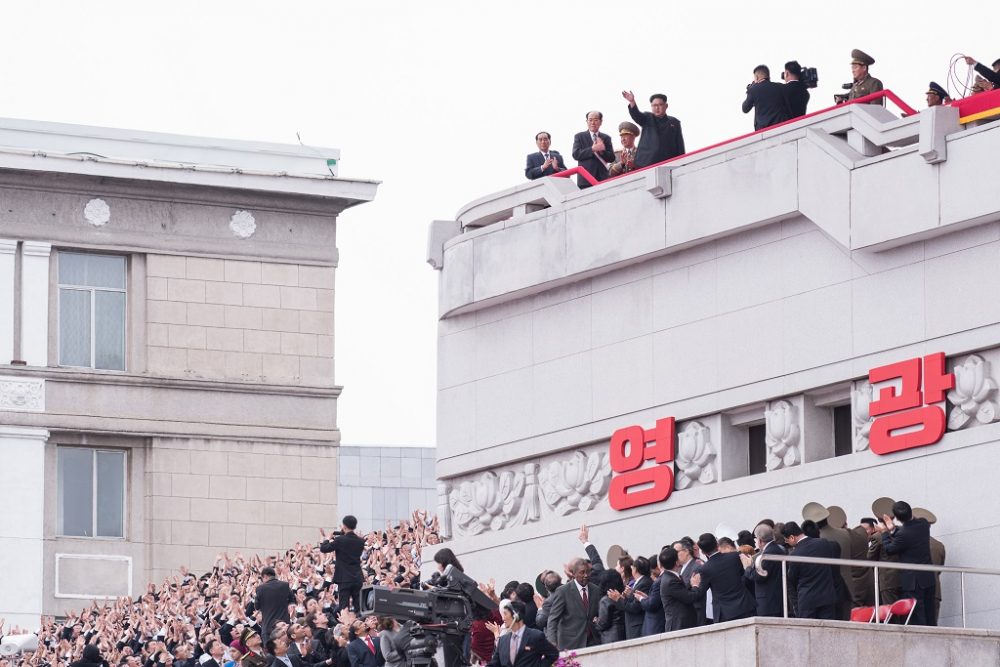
[572,617,1000,666]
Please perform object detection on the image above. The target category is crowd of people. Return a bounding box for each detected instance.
[0,512,441,667]
[524,49,1000,188]
[448,497,946,664]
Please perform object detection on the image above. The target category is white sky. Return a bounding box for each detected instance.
[2,2,997,446]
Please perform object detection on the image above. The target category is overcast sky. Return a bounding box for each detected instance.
[2,2,997,446]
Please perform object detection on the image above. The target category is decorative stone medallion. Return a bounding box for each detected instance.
[229,210,257,239]
[84,198,111,227]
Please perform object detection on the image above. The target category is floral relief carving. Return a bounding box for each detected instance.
[437,481,452,540]
[765,400,801,470]
[229,210,257,239]
[538,451,610,515]
[675,421,717,489]
[852,381,875,452]
[84,198,110,227]
[448,463,539,537]
[0,377,45,412]
[947,354,999,430]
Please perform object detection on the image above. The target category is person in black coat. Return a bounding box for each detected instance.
[744,525,787,617]
[571,112,616,188]
[514,583,539,629]
[879,500,937,625]
[525,132,567,180]
[742,64,791,131]
[487,600,559,667]
[256,568,294,643]
[781,522,837,619]
[689,534,756,623]
[622,91,685,168]
[782,61,811,119]
[595,570,626,644]
[319,516,366,614]
[963,55,1000,89]
[658,548,699,632]
[71,645,108,667]
[617,556,652,639]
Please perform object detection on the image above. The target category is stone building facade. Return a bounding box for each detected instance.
[0,117,377,626]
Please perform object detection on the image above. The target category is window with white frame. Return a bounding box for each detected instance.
[57,447,127,538]
[58,252,127,370]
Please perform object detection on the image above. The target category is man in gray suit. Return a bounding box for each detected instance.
[544,559,602,650]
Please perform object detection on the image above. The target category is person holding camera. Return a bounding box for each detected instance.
[319,517,366,614]
[781,61,811,119]
[742,64,791,131]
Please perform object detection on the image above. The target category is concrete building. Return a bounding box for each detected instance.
[337,445,437,532]
[0,117,377,627]
[427,98,1000,628]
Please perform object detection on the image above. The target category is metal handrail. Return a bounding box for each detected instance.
[757,553,1000,628]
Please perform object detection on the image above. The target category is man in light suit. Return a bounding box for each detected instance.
[571,111,616,188]
[544,559,602,650]
[488,600,559,667]
[524,132,566,180]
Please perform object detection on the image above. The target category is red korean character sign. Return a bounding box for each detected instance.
[608,417,675,511]
[868,352,955,455]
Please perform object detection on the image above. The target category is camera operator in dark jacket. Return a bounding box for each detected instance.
[319,516,366,614]
[743,64,791,130]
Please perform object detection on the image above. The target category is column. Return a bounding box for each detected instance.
[20,242,52,367]
[0,426,49,628]
[0,239,16,363]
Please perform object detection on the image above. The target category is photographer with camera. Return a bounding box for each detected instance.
[781,61,811,119]
[319,517,366,615]
[742,64,791,131]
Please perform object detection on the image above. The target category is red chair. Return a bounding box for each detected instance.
[850,606,876,623]
[882,598,917,625]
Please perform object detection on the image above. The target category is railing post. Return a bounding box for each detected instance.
[782,560,788,619]
[874,567,880,622]
[961,572,967,628]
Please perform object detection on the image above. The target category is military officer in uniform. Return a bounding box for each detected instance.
[608,122,640,177]
[925,82,950,107]
[866,497,901,605]
[844,49,883,104]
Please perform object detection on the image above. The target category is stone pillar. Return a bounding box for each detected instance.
[0,239,17,363]
[0,426,49,628]
[20,242,52,367]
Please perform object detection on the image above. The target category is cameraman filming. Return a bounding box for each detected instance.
[742,64,791,131]
[781,61,811,119]
[319,516,366,614]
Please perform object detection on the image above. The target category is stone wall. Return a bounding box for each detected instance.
[146,254,335,386]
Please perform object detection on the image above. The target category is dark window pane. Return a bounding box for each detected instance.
[834,405,853,457]
[96,451,125,538]
[59,289,92,367]
[58,448,93,536]
[95,291,126,370]
[749,424,767,475]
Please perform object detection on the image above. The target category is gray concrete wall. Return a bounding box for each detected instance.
[337,446,435,532]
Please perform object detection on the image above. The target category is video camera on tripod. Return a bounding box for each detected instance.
[359,565,498,667]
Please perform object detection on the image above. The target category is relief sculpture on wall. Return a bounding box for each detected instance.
[947,354,999,430]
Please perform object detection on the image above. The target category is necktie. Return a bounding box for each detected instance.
[365,636,375,655]
[543,153,549,161]
[509,632,518,663]
[581,586,589,609]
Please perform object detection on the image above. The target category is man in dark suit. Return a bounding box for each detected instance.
[622,91,685,168]
[488,600,559,667]
[267,636,304,667]
[781,522,837,619]
[880,500,937,625]
[672,539,706,625]
[658,548,698,631]
[744,524,786,617]
[617,556,652,639]
[742,64,791,131]
[690,534,755,623]
[543,559,601,650]
[963,55,1000,89]
[345,622,380,667]
[571,111,616,188]
[256,567,294,643]
[638,570,664,635]
[319,516,366,614]
[524,132,567,180]
[782,61,811,119]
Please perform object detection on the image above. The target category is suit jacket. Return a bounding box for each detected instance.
[487,627,559,667]
[571,131,615,187]
[930,536,946,603]
[783,80,810,118]
[627,105,685,167]
[693,552,755,622]
[319,532,365,585]
[659,571,699,631]
[745,541,786,617]
[742,79,791,130]
[543,580,602,650]
[679,558,706,622]
[818,524,852,605]
[256,578,294,641]
[787,537,837,614]
[535,593,553,630]
[848,526,874,606]
[524,151,567,180]
[975,62,1000,88]
[267,656,304,667]
[595,595,624,644]
[639,575,665,635]
[882,518,935,590]
[345,638,379,667]
[848,74,884,103]
[618,574,651,639]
